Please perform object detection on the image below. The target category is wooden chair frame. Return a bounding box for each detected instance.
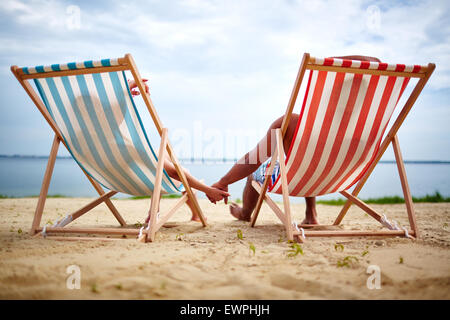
[11,53,207,242]
[250,53,435,243]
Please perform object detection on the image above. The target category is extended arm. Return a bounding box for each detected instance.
[330,55,381,62]
[164,159,230,203]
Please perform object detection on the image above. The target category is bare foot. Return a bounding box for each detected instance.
[191,214,207,223]
[301,208,320,225]
[229,202,251,222]
[300,217,320,225]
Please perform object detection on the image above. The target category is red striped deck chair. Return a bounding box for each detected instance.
[11,54,207,242]
[250,53,435,243]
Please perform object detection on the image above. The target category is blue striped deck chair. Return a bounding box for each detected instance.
[11,54,207,242]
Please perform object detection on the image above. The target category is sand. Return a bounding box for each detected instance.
[0,197,449,299]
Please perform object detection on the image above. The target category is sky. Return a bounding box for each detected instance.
[0,0,449,161]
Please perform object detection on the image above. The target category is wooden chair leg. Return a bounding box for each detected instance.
[275,129,293,241]
[251,181,286,224]
[154,194,189,230]
[250,143,279,227]
[141,128,169,242]
[146,195,160,242]
[168,150,207,227]
[392,135,419,238]
[30,135,60,235]
[250,181,267,227]
[83,171,126,226]
[339,191,382,223]
[59,191,117,225]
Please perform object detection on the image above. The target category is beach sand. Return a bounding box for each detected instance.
[0,197,449,299]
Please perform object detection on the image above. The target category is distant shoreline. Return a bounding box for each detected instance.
[1,192,449,204]
[1,154,450,165]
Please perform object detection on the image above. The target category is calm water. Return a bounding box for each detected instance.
[0,157,449,203]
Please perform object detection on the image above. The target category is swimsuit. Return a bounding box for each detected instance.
[252,158,280,188]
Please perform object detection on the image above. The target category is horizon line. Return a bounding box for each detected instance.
[1,154,450,164]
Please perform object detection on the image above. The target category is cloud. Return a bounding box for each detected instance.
[0,0,69,28]
[0,0,449,158]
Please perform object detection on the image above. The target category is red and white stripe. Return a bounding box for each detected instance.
[312,57,423,73]
[270,58,414,197]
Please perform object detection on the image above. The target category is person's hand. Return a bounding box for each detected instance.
[205,187,230,204]
[210,181,229,204]
[128,78,149,96]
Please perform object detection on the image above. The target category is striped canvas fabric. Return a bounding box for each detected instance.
[270,58,421,197]
[24,59,181,196]
[22,58,121,74]
[311,57,423,73]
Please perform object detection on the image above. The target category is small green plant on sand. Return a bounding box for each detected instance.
[399,256,404,264]
[337,256,359,268]
[287,243,304,257]
[176,233,184,241]
[237,229,243,240]
[278,235,284,243]
[334,243,344,252]
[361,250,369,257]
[114,283,122,290]
[134,221,143,228]
[443,223,448,229]
[249,242,256,255]
[17,228,22,234]
[91,283,99,293]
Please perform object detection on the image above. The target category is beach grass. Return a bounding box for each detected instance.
[1,192,449,204]
[0,193,182,200]
[126,194,182,200]
[41,194,68,198]
[317,191,450,205]
[0,194,69,199]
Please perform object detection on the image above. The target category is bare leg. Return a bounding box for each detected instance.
[224,114,318,223]
[302,197,319,225]
[161,157,207,222]
[216,114,298,188]
[186,195,206,222]
[230,175,259,221]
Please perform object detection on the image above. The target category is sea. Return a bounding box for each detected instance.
[1,156,449,203]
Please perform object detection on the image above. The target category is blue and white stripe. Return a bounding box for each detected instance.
[32,67,181,196]
[22,59,120,75]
